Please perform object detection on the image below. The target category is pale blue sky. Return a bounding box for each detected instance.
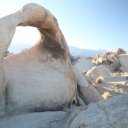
[0,0,128,52]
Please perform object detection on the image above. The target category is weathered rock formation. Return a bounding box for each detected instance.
[0,95,128,128]
[86,65,112,84]
[72,56,94,73]
[118,54,128,72]
[69,94,128,128]
[92,48,127,72]
[73,62,103,104]
[1,3,79,115]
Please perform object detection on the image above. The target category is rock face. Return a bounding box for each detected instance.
[0,111,66,128]
[73,57,102,104]
[4,49,76,114]
[118,54,128,72]
[0,95,128,128]
[70,94,128,128]
[95,81,128,97]
[86,65,111,84]
[1,3,77,114]
[72,56,94,73]
[0,58,6,116]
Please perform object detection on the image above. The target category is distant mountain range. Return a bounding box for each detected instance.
[8,43,107,57]
[69,46,107,57]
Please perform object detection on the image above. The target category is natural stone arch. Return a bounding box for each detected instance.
[0,3,69,57]
[0,3,78,115]
[0,3,103,115]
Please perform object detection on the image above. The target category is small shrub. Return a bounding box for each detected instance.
[102,92,112,100]
[114,72,121,76]
[95,76,104,84]
[82,71,87,75]
[114,71,123,76]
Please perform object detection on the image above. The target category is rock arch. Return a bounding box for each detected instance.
[0,3,77,115]
[0,3,69,58]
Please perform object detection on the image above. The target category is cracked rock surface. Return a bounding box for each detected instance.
[0,95,128,128]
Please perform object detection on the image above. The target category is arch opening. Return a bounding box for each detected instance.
[8,26,41,54]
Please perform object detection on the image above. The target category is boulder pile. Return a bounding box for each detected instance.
[92,48,128,72]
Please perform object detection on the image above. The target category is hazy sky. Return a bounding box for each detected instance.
[0,0,128,52]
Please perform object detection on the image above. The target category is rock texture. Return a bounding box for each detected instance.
[72,56,94,73]
[0,95,128,128]
[73,57,102,104]
[0,58,6,116]
[0,111,66,128]
[69,94,128,128]
[118,54,128,72]
[1,3,78,114]
[92,48,127,72]
[86,65,111,84]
